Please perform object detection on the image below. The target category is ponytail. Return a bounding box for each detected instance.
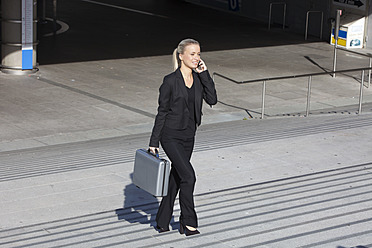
[172,48,180,71]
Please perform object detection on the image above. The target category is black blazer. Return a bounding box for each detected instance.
[149,68,217,147]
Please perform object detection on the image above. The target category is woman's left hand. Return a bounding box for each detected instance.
[195,59,207,73]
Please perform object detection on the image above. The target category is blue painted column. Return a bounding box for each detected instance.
[1,0,38,74]
[22,0,34,70]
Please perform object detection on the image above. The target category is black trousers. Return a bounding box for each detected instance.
[155,135,198,228]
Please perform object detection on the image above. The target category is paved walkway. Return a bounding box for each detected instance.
[1,41,372,151]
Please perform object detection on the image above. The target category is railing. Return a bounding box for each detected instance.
[268,2,286,30]
[213,67,372,119]
[335,46,372,88]
[305,11,323,40]
[332,10,342,78]
[39,0,58,33]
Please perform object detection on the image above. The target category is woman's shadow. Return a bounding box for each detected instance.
[115,173,175,230]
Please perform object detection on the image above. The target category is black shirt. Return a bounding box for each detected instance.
[163,83,197,139]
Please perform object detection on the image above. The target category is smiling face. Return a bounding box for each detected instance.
[179,44,201,70]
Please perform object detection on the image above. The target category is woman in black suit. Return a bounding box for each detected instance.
[149,38,217,236]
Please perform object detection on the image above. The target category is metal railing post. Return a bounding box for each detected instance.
[268,2,286,30]
[42,0,46,23]
[283,4,286,30]
[369,57,371,88]
[359,70,364,114]
[305,12,309,40]
[333,45,337,78]
[261,81,266,119]
[268,5,272,30]
[305,11,324,40]
[53,0,58,35]
[333,10,342,78]
[306,76,312,117]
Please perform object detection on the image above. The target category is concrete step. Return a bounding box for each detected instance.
[1,113,372,182]
[0,163,371,247]
[1,113,372,247]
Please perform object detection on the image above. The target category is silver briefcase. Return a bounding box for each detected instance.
[133,149,170,197]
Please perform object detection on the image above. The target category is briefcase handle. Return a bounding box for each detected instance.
[147,148,160,158]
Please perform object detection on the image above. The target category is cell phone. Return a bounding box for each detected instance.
[197,61,202,70]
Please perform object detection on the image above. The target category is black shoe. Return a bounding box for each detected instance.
[156,225,169,233]
[179,222,200,236]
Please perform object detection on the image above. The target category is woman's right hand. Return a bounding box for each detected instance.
[195,59,207,73]
[149,147,159,155]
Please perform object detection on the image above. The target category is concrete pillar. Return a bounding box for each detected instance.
[1,0,38,74]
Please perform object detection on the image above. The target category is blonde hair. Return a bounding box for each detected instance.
[172,38,200,71]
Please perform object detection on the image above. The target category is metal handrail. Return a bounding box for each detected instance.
[213,72,241,84]
[268,2,286,30]
[213,66,372,119]
[215,67,371,84]
[305,11,323,40]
